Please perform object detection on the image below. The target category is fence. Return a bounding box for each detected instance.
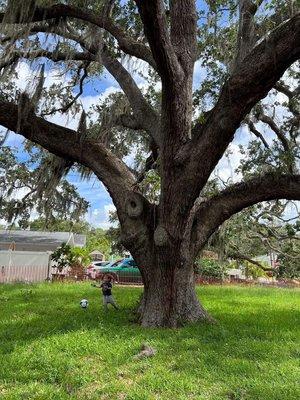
[0,264,50,283]
[0,265,296,287]
[85,269,143,285]
[107,272,143,285]
[0,250,51,283]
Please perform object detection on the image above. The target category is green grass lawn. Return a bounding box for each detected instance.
[0,283,299,400]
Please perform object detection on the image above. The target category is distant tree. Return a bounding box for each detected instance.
[51,242,91,271]
[206,204,299,263]
[29,217,90,233]
[30,218,113,259]
[106,225,124,256]
[277,241,300,279]
[242,261,268,280]
[86,228,111,260]
[195,259,228,281]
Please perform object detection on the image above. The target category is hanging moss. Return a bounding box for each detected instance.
[78,110,87,138]
[35,155,72,200]
[3,0,37,24]
[17,92,32,133]
[31,64,45,110]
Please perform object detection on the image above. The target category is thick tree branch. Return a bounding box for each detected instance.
[0,96,156,256]
[189,12,300,195]
[0,36,160,146]
[101,48,160,145]
[193,173,300,254]
[227,251,272,271]
[44,27,160,142]
[235,0,263,64]
[169,0,197,73]
[135,0,183,82]
[0,3,156,69]
[48,29,161,145]
[0,97,136,217]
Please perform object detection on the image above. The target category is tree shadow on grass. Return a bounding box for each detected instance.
[1,284,299,400]
[0,284,299,360]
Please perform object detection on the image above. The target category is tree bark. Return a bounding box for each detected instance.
[135,253,212,327]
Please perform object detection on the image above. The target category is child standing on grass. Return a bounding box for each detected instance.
[92,275,119,311]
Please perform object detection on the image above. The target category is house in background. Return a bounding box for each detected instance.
[254,253,278,268]
[123,250,131,258]
[0,230,86,283]
[227,267,246,280]
[89,250,105,261]
[0,230,86,252]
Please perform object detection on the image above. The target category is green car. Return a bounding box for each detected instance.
[97,258,142,284]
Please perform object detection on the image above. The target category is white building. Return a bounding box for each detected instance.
[0,230,86,283]
[0,230,86,252]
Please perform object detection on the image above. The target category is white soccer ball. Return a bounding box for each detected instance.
[80,299,88,309]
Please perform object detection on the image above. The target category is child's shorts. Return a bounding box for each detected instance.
[103,295,116,305]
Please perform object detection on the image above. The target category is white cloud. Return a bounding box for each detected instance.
[193,59,207,89]
[87,204,116,229]
[214,142,244,183]
[15,62,32,91]
[2,131,24,148]
[81,85,119,122]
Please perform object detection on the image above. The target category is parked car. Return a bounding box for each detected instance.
[91,261,110,267]
[96,258,142,283]
[86,261,110,279]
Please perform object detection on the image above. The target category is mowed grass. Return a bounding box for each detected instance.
[0,283,299,400]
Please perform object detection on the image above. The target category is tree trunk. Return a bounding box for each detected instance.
[135,254,213,327]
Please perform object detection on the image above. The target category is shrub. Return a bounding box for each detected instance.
[195,259,228,280]
[51,243,91,272]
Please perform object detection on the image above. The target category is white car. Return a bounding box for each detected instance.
[86,261,110,279]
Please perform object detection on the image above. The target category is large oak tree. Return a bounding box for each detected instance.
[0,0,299,326]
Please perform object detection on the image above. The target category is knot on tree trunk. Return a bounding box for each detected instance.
[125,192,144,218]
[154,225,169,247]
